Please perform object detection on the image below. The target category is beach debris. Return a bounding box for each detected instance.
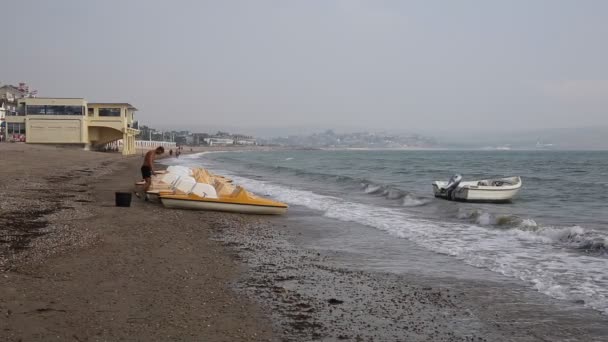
[327,298,344,305]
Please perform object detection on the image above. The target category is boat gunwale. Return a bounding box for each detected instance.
[159,195,288,209]
[432,195,515,204]
[459,186,521,192]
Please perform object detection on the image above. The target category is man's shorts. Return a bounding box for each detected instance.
[141,165,152,179]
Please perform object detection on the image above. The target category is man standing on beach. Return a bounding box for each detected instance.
[137,146,165,199]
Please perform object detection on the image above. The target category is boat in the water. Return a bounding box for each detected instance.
[433,175,522,203]
[141,166,288,214]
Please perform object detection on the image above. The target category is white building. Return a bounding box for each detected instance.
[204,137,235,146]
[235,138,256,145]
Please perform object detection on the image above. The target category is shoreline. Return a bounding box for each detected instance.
[0,144,273,341]
[208,205,608,341]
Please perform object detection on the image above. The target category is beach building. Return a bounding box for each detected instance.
[235,139,257,145]
[0,103,5,141]
[192,133,210,145]
[204,137,235,146]
[233,134,257,145]
[0,84,27,108]
[87,102,139,155]
[3,97,140,155]
[0,85,26,141]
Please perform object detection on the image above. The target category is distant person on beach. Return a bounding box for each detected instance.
[137,146,165,199]
[169,149,173,156]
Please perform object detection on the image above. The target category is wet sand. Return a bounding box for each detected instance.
[208,209,608,341]
[0,144,272,341]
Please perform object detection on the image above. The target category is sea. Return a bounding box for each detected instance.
[169,149,608,315]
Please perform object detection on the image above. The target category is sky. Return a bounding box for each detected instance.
[1,0,607,137]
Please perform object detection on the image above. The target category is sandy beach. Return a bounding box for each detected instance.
[2,144,608,341]
[0,144,272,341]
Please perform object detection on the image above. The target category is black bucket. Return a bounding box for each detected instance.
[115,192,132,207]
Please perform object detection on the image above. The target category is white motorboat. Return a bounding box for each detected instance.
[433,175,522,203]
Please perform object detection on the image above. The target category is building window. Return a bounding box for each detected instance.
[26,105,46,115]
[88,107,94,116]
[98,108,121,117]
[25,105,84,115]
[7,122,26,134]
[65,106,83,115]
[45,106,65,115]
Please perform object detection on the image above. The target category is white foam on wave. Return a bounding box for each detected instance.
[516,225,608,252]
[520,219,539,229]
[207,173,608,315]
[459,209,538,229]
[477,212,493,225]
[385,189,404,200]
[402,194,431,207]
[363,184,382,194]
[158,152,208,166]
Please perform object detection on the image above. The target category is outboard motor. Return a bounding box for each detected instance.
[443,174,462,192]
[442,174,462,200]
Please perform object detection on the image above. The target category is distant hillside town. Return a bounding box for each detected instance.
[136,126,257,146]
[134,127,440,149]
[259,130,438,149]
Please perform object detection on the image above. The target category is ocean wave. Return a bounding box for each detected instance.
[222,161,372,189]
[387,189,402,199]
[360,182,431,206]
[205,153,433,206]
[456,209,607,255]
[516,226,608,255]
[363,184,384,194]
[402,194,431,207]
[361,182,397,196]
[218,174,608,315]
[457,209,536,228]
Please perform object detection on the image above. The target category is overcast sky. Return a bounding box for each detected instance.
[1,0,606,137]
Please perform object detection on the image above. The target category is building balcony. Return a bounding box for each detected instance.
[87,103,138,133]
